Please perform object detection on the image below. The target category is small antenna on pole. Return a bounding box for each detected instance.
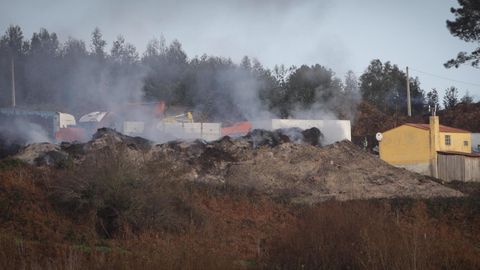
[429,104,437,116]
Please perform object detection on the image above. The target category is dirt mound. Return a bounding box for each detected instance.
[10,127,462,202]
[176,140,461,202]
[13,143,68,166]
[257,141,463,202]
[149,129,462,202]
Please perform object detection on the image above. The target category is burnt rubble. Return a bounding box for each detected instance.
[3,127,463,202]
[243,127,323,148]
[88,127,152,151]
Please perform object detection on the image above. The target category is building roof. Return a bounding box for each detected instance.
[438,151,480,158]
[405,123,470,133]
[79,112,108,123]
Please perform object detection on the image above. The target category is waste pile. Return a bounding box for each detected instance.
[8,127,462,202]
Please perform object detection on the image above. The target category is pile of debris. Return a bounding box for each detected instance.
[7,127,462,202]
[13,143,69,166]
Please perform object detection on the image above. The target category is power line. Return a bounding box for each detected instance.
[409,67,480,88]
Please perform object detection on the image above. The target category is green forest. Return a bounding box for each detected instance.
[0,25,475,128]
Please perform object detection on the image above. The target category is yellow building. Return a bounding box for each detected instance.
[379,116,471,177]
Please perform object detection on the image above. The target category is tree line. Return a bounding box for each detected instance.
[0,25,475,123]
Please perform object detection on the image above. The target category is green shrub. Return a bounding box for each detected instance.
[0,158,26,171]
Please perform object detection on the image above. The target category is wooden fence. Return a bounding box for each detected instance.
[437,152,480,182]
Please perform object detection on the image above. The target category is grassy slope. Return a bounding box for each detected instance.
[0,158,479,269]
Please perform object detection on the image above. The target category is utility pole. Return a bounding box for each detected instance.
[406,66,411,117]
[11,56,16,108]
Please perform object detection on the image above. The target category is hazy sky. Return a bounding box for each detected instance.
[1,0,479,100]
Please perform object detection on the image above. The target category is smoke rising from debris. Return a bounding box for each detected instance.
[0,24,360,145]
[0,118,50,144]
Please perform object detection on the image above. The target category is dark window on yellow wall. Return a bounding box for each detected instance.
[445,135,451,145]
[464,141,468,146]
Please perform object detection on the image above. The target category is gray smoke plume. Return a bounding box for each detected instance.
[0,27,359,145]
[0,118,50,144]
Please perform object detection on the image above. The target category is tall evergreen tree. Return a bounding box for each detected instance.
[30,28,59,57]
[90,27,107,59]
[344,70,359,95]
[1,25,25,56]
[110,35,139,64]
[25,28,61,105]
[445,0,480,68]
[360,59,425,116]
[460,90,474,104]
[443,86,459,109]
[0,25,27,106]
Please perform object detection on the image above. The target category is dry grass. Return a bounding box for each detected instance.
[0,234,240,270]
[1,149,480,269]
[261,200,480,270]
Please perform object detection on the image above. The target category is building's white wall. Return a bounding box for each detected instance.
[181,123,222,141]
[251,120,273,130]
[198,123,222,141]
[182,123,202,136]
[472,133,480,152]
[134,118,351,143]
[157,122,222,141]
[157,122,185,139]
[124,121,145,135]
